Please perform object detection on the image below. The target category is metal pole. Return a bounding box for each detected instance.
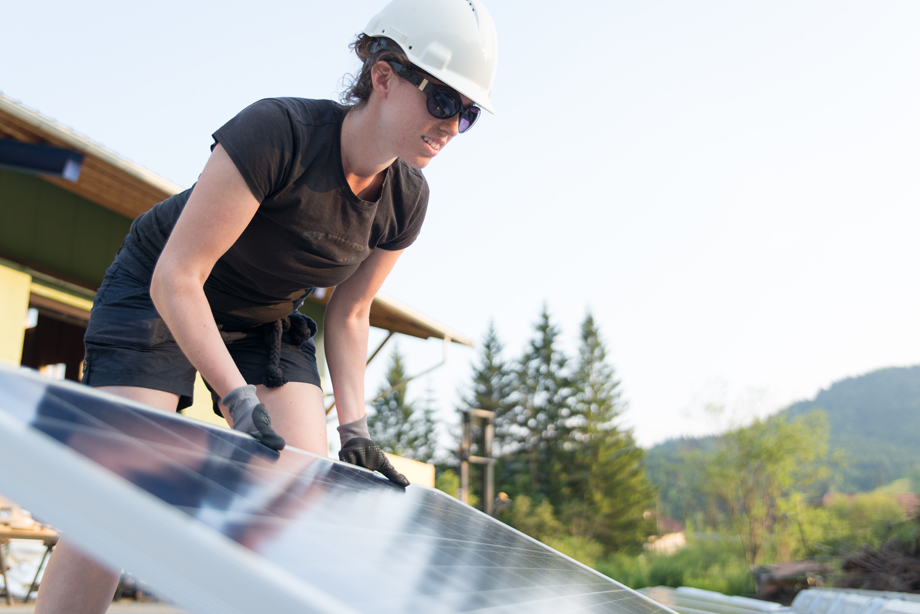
[0,537,12,605]
[483,417,495,516]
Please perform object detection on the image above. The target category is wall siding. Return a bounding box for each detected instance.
[0,168,132,288]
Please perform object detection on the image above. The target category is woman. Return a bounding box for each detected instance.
[34,0,498,611]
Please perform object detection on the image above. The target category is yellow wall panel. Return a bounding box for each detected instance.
[183,372,229,428]
[0,265,31,365]
[384,453,436,488]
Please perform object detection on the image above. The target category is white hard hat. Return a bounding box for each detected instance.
[363,0,499,113]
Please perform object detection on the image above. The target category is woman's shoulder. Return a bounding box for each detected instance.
[391,158,429,198]
[242,97,347,129]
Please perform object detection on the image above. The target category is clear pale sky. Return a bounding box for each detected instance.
[2,1,918,448]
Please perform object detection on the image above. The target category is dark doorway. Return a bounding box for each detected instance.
[20,301,87,383]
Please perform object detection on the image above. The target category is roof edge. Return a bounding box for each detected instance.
[0,91,182,196]
[374,292,474,347]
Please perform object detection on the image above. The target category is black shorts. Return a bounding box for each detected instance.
[83,237,322,414]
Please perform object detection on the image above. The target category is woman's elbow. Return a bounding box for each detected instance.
[149,259,196,311]
[149,263,172,310]
[325,294,371,327]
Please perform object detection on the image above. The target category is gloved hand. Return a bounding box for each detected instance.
[337,415,409,487]
[222,385,285,451]
[339,438,410,487]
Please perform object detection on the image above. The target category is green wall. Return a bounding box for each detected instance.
[299,298,327,389]
[0,168,132,288]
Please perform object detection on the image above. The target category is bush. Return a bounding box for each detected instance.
[596,536,750,595]
[499,495,607,567]
[499,495,563,539]
[546,535,606,569]
[829,492,906,547]
[434,469,479,508]
[802,492,909,553]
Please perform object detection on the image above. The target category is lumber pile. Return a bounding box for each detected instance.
[837,539,920,592]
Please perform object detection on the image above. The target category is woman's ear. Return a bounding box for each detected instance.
[370,60,395,100]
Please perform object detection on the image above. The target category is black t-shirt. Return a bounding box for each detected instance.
[129,98,429,328]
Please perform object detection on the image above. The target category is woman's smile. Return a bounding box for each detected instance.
[422,135,444,154]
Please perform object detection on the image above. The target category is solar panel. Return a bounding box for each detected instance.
[0,365,675,614]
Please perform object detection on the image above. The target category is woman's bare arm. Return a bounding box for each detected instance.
[150,144,259,409]
[324,248,404,426]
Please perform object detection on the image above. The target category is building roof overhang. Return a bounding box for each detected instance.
[307,290,473,347]
[0,91,182,219]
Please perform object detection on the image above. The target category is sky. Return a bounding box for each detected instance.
[2,0,918,448]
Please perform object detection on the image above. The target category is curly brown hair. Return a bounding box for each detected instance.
[341,34,412,106]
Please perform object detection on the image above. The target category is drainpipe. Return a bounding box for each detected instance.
[324,333,451,415]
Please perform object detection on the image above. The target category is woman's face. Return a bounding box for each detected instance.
[381,66,473,170]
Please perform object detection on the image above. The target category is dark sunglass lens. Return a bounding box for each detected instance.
[458,107,480,133]
[421,82,480,133]
[427,89,461,119]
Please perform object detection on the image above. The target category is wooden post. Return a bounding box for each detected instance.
[459,410,471,505]
[457,409,496,512]
[483,418,494,516]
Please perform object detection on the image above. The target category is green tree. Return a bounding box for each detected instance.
[564,312,656,551]
[413,382,439,463]
[456,322,515,510]
[695,410,830,566]
[502,305,572,502]
[460,321,515,455]
[368,344,437,462]
[643,436,718,526]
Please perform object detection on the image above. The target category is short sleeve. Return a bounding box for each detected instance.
[378,170,430,251]
[212,99,305,203]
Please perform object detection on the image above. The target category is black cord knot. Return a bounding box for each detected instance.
[262,312,318,388]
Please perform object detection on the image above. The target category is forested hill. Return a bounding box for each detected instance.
[645,366,920,515]
[783,365,920,492]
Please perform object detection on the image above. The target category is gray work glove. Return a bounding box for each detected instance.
[222,385,285,451]
[337,415,409,487]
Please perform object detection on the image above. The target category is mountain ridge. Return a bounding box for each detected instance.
[644,365,920,519]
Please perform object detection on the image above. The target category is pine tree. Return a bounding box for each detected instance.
[460,321,515,455]
[368,344,437,462]
[456,321,515,509]
[565,312,656,551]
[503,305,573,503]
[412,382,439,463]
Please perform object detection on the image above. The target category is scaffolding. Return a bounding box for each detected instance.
[457,408,495,515]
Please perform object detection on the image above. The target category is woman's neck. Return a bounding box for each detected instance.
[340,104,395,201]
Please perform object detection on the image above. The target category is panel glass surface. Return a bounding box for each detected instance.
[0,369,672,614]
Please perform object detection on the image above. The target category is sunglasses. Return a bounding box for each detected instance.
[387,62,481,133]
